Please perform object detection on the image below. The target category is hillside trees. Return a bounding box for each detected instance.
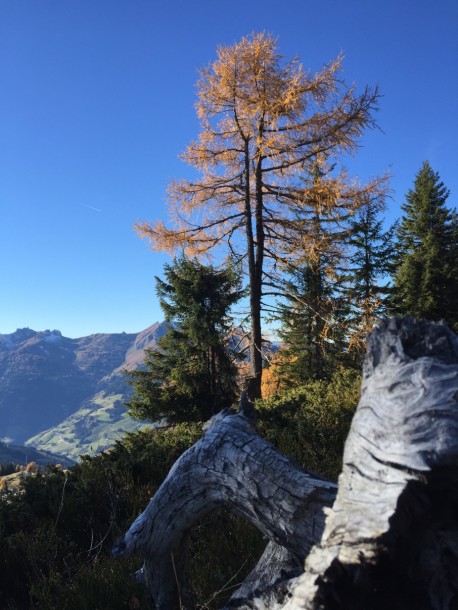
[125,257,243,423]
[390,161,458,330]
[135,33,388,399]
[270,196,393,385]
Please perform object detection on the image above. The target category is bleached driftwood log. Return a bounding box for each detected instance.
[112,399,337,609]
[114,318,458,610]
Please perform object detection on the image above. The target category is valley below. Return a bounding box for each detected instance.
[0,323,167,462]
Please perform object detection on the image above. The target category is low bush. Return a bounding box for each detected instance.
[257,367,361,480]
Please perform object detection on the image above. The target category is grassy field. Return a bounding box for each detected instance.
[25,392,150,461]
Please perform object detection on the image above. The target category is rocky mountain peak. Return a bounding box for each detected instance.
[0,328,37,348]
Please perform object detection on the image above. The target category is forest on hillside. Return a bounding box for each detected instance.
[1,34,457,610]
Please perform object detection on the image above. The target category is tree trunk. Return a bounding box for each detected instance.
[242,137,263,401]
[114,318,458,609]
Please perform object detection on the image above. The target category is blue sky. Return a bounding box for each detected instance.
[1,0,457,338]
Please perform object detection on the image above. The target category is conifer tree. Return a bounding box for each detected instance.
[275,264,348,385]
[274,204,350,384]
[135,33,388,399]
[390,162,458,330]
[126,257,243,423]
[344,201,395,351]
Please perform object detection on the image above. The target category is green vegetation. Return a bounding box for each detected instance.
[274,263,349,385]
[0,423,265,609]
[0,369,359,609]
[343,200,396,351]
[258,368,361,479]
[390,161,458,330]
[125,257,244,423]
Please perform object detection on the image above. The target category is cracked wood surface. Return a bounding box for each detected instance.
[113,409,337,609]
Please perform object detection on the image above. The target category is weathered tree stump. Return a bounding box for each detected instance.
[114,318,458,609]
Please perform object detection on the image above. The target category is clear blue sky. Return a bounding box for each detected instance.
[1,0,457,338]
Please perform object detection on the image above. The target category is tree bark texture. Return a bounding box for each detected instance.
[284,317,458,610]
[112,407,337,609]
[114,318,458,609]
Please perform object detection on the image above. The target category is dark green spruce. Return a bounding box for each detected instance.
[343,200,395,352]
[390,162,458,330]
[275,210,349,385]
[125,257,244,423]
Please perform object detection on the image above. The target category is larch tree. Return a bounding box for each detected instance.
[136,32,388,399]
[390,161,458,330]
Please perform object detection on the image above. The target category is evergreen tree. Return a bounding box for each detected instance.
[344,201,395,352]
[275,207,349,384]
[126,257,244,423]
[275,266,346,385]
[390,162,458,330]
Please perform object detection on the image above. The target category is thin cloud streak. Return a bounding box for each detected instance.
[82,204,102,213]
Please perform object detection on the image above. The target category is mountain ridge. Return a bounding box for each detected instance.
[0,323,168,452]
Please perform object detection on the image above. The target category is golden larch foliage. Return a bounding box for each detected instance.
[136,32,389,399]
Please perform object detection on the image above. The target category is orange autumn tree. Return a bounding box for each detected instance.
[136,33,388,400]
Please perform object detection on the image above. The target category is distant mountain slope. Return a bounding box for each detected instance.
[0,323,167,446]
[25,390,154,462]
[0,439,74,468]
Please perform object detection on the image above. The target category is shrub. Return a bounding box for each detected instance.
[257,367,361,480]
[0,374,361,609]
[0,423,203,609]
